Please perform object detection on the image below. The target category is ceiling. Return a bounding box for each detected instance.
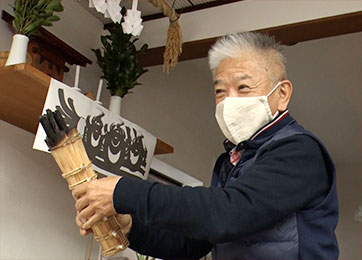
[73,0,241,24]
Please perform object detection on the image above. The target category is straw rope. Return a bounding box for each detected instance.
[94,226,122,242]
[147,0,182,73]
[102,245,126,257]
[147,0,178,20]
[62,161,92,179]
[50,132,82,151]
[68,175,97,190]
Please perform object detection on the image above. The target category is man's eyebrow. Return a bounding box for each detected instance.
[214,79,222,85]
[238,74,252,80]
[214,74,252,86]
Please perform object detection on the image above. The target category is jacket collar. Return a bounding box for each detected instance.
[250,110,291,141]
[223,110,294,152]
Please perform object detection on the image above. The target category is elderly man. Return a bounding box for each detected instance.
[73,32,339,259]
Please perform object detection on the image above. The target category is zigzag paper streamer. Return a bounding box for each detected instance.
[122,0,143,36]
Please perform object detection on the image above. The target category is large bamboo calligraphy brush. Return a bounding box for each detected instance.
[39,109,129,257]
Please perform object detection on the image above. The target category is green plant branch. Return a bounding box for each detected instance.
[92,14,148,98]
[19,0,27,33]
[12,0,63,37]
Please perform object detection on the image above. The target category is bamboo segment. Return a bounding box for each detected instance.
[48,128,129,257]
[51,129,97,190]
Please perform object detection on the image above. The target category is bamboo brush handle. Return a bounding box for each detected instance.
[50,130,129,257]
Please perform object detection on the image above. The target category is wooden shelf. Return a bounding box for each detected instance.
[0,64,173,155]
[0,64,50,133]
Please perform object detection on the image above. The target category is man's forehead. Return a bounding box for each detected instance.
[214,74,252,85]
[215,54,264,73]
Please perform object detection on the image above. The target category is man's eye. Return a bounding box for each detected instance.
[238,84,250,91]
[215,89,225,95]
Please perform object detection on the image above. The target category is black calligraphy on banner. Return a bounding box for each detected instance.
[56,89,148,175]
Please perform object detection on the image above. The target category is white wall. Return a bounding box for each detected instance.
[138,0,362,48]
[286,32,361,167]
[51,1,105,99]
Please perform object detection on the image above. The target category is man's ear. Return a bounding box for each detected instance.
[277,80,293,111]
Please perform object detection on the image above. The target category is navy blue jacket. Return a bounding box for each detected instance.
[211,111,339,259]
[113,111,339,259]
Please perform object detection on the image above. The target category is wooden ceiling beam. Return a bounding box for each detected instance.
[139,11,362,68]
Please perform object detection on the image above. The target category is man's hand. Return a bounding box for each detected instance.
[75,210,92,236]
[72,176,121,229]
[116,214,132,237]
[75,213,132,237]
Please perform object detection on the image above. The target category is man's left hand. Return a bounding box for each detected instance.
[72,176,121,229]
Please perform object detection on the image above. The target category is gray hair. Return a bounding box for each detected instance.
[208,32,287,81]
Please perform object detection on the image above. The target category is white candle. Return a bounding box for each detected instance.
[96,79,103,102]
[74,65,81,90]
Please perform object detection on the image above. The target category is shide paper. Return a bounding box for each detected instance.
[89,0,144,35]
[122,0,143,37]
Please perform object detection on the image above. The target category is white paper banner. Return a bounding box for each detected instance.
[33,78,156,180]
[122,0,143,36]
[89,0,123,23]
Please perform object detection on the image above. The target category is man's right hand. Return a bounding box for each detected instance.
[75,212,132,237]
[75,210,92,236]
[115,214,132,237]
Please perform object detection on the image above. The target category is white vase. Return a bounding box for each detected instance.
[109,95,122,116]
[5,34,29,66]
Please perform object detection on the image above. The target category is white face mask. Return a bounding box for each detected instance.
[215,82,282,145]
